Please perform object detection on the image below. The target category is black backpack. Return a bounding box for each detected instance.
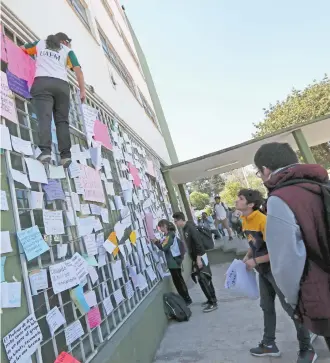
[196,226,214,251]
[163,292,192,322]
[271,179,330,273]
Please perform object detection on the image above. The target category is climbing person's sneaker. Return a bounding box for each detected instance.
[309,331,318,344]
[37,152,51,164]
[250,342,281,357]
[297,348,317,363]
[203,303,218,313]
[61,158,72,168]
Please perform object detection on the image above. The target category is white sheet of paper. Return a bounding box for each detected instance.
[114,221,126,241]
[146,266,157,282]
[123,190,133,204]
[102,158,113,180]
[84,234,97,256]
[24,158,48,184]
[103,296,114,315]
[100,208,109,223]
[3,314,42,363]
[68,160,81,178]
[0,190,9,211]
[0,124,12,150]
[132,193,139,206]
[71,192,81,212]
[49,261,79,294]
[74,178,84,194]
[0,231,12,254]
[80,203,90,215]
[57,244,68,258]
[111,260,123,280]
[84,290,97,307]
[97,252,107,267]
[43,210,65,235]
[125,239,132,255]
[65,210,76,226]
[71,252,89,283]
[93,217,103,232]
[145,256,151,266]
[87,265,98,284]
[119,245,126,262]
[1,282,21,308]
[114,196,124,210]
[103,239,115,254]
[46,306,66,336]
[136,273,148,291]
[64,320,84,346]
[49,164,66,179]
[90,204,101,215]
[90,146,102,170]
[96,232,104,247]
[29,191,43,209]
[77,216,94,237]
[114,288,125,305]
[110,200,116,211]
[29,269,48,295]
[10,135,33,155]
[104,181,114,195]
[11,168,31,188]
[125,280,134,299]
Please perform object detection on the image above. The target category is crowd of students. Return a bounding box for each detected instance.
[154,142,329,363]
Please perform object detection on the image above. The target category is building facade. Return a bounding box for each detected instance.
[0,1,177,362]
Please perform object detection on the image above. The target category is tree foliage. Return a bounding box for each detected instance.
[190,174,225,196]
[189,191,210,210]
[254,75,330,168]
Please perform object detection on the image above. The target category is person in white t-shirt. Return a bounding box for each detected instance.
[214,196,233,240]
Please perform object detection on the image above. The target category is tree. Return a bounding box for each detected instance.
[190,174,225,196]
[189,191,210,210]
[254,75,330,168]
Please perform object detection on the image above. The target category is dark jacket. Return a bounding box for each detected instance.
[154,231,182,269]
[183,221,205,261]
[266,163,330,336]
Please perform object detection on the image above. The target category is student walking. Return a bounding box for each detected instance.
[152,220,192,305]
[199,212,221,240]
[236,188,316,363]
[254,142,330,355]
[23,32,86,168]
[214,196,233,240]
[173,212,218,313]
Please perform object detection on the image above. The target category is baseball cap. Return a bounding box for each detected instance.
[55,32,72,43]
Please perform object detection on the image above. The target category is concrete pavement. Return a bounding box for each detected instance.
[154,263,329,363]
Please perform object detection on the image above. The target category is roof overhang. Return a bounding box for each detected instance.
[163,115,330,184]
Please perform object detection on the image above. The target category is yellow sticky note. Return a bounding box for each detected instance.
[129,231,136,245]
[107,232,119,257]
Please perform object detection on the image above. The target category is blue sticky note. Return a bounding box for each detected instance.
[6,69,31,99]
[17,226,50,261]
[70,285,90,315]
[1,256,6,282]
[43,180,65,201]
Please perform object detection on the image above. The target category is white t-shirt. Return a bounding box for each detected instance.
[215,202,227,220]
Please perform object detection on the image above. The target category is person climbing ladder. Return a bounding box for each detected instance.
[22,32,86,168]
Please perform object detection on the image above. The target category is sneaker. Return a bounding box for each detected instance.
[201,300,210,307]
[37,152,51,164]
[309,332,318,344]
[185,298,193,306]
[250,342,281,357]
[203,303,218,313]
[61,158,72,168]
[297,349,317,363]
[229,236,234,241]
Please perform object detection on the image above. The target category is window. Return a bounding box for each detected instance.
[139,90,157,126]
[67,0,90,30]
[118,25,141,70]
[98,26,135,94]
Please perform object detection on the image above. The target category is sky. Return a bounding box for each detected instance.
[123,0,330,162]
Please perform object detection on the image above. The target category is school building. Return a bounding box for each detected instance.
[0,1,181,363]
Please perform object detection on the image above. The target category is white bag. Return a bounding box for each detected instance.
[225,259,259,299]
[170,236,181,257]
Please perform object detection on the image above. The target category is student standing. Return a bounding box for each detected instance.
[236,188,316,362]
[23,32,86,168]
[199,212,221,240]
[152,220,192,305]
[173,212,217,313]
[214,196,233,240]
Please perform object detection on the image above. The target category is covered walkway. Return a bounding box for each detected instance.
[154,263,329,363]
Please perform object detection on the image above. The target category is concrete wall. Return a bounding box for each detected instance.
[3,0,171,164]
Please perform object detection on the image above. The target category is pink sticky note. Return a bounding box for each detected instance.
[1,32,8,63]
[87,306,101,328]
[145,212,155,240]
[5,37,35,87]
[128,163,141,187]
[93,119,112,150]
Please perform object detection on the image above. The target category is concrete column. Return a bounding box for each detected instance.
[292,129,316,163]
[162,170,180,213]
[177,184,194,221]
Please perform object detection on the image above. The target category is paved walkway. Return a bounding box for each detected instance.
[154,264,329,363]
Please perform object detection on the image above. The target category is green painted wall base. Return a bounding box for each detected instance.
[91,279,170,363]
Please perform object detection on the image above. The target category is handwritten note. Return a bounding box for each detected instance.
[24,157,48,184]
[11,135,33,155]
[64,320,84,346]
[43,210,65,235]
[87,306,102,329]
[79,164,105,203]
[46,306,66,336]
[43,180,65,201]
[17,226,49,261]
[93,119,112,150]
[3,314,42,363]
[100,208,109,223]
[114,195,124,210]
[103,296,114,316]
[11,168,31,188]
[29,269,48,295]
[125,280,134,299]
[0,71,18,124]
[1,282,21,308]
[49,164,66,179]
[57,244,68,258]
[84,234,97,256]
[102,158,113,180]
[82,104,98,145]
[6,69,31,98]
[80,203,90,215]
[136,273,148,291]
[69,161,81,178]
[71,252,88,283]
[111,260,123,280]
[29,191,43,209]
[146,266,157,282]
[49,261,79,294]
[71,192,81,212]
[55,352,80,363]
